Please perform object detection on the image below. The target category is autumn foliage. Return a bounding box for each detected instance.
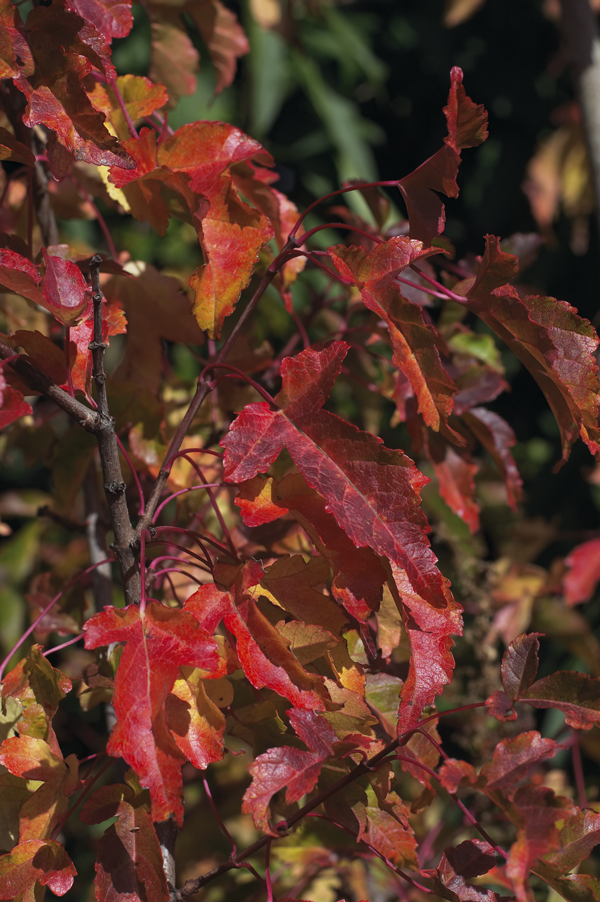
[1,1,600,901]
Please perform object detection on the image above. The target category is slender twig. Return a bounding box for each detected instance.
[115,434,145,515]
[408,263,467,303]
[174,703,488,900]
[153,483,226,524]
[297,222,383,246]
[89,255,140,605]
[108,77,139,139]
[137,260,284,536]
[288,180,401,239]
[203,777,237,853]
[0,557,115,680]
[43,634,84,656]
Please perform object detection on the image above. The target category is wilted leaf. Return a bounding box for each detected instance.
[563,538,600,605]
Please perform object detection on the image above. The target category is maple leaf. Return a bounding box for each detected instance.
[185,0,249,96]
[480,731,562,792]
[66,0,133,42]
[0,736,80,842]
[164,665,227,770]
[242,708,337,834]
[39,250,90,327]
[0,0,34,79]
[432,447,479,533]
[397,67,488,245]
[83,601,220,825]
[462,407,522,510]
[505,785,575,902]
[460,235,600,464]
[12,9,134,170]
[329,239,459,437]
[183,560,329,711]
[486,632,542,721]
[422,839,499,902]
[519,671,600,729]
[540,808,600,874]
[0,377,32,431]
[0,839,76,902]
[563,537,600,605]
[222,342,452,612]
[0,249,44,306]
[437,758,479,794]
[80,773,168,902]
[222,342,461,727]
[1,646,72,754]
[88,74,168,142]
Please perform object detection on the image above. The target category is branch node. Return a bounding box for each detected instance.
[104,481,126,496]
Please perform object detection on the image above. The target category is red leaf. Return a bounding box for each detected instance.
[235,475,288,527]
[438,758,479,794]
[423,839,499,901]
[506,785,576,902]
[66,0,133,42]
[83,601,220,825]
[80,778,168,902]
[186,0,249,96]
[500,633,541,700]
[563,538,600,605]
[330,239,459,437]
[0,249,44,305]
[222,342,461,727]
[0,840,76,901]
[12,330,69,385]
[165,666,227,770]
[0,0,34,79]
[242,708,337,834]
[277,473,388,622]
[433,448,479,533]
[26,5,115,79]
[0,736,80,841]
[541,808,600,873]
[41,250,90,326]
[222,342,452,612]
[183,560,328,711]
[462,407,523,510]
[462,236,600,464]
[0,380,32,431]
[480,731,562,791]
[397,67,488,245]
[1,645,72,754]
[520,671,600,730]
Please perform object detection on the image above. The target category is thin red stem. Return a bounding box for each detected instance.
[395,755,507,860]
[396,275,448,300]
[298,222,382,246]
[140,529,147,613]
[115,433,145,515]
[109,77,138,139]
[153,483,225,524]
[0,557,115,679]
[408,263,468,304]
[178,457,236,556]
[43,634,83,656]
[288,180,400,239]
[148,555,211,574]
[203,776,237,854]
[147,538,213,570]
[265,839,273,902]
[153,567,205,585]
[69,174,118,260]
[201,363,276,407]
[27,166,33,256]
